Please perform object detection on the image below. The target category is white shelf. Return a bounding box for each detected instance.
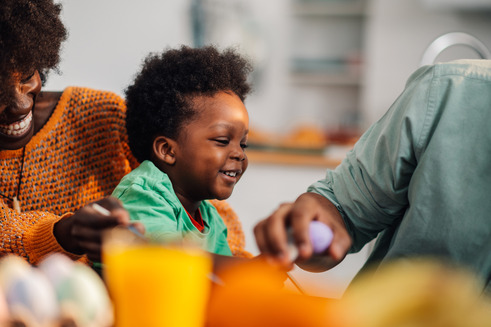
[290,71,361,86]
[291,1,366,17]
[286,0,366,129]
[420,0,491,10]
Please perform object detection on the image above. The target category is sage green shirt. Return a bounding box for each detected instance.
[112,160,232,256]
[308,60,491,292]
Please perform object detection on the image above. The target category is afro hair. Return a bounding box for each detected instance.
[0,0,67,105]
[125,45,253,163]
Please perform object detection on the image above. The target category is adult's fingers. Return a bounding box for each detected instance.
[110,207,131,226]
[86,197,130,226]
[69,200,129,254]
[327,223,352,261]
[254,203,294,264]
[96,196,126,211]
[129,222,146,236]
[79,240,102,263]
[294,192,352,262]
[71,224,104,243]
[288,196,319,260]
[74,203,123,230]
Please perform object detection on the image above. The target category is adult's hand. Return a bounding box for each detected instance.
[254,192,352,272]
[54,196,145,262]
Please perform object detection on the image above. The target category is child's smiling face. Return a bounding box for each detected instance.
[169,91,249,205]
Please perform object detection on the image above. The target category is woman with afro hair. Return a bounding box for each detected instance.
[0,0,250,266]
[113,45,252,257]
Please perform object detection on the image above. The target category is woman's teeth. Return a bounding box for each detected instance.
[0,111,32,136]
[223,171,238,177]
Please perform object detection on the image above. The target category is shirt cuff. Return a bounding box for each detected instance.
[24,212,86,264]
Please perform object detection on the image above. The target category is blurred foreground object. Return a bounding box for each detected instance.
[335,258,491,327]
[39,253,114,327]
[207,257,491,327]
[207,259,335,327]
[103,227,212,327]
[0,253,113,327]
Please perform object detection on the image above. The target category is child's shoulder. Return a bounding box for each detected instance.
[112,160,174,199]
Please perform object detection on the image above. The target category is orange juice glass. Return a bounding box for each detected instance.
[103,235,212,327]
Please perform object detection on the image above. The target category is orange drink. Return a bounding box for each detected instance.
[103,229,212,327]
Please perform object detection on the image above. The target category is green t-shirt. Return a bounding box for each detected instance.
[112,160,232,256]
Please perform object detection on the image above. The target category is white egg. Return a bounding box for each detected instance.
[6,268,59,325]
[0,286,10,325]
[0,255,31,290]
[57,263,114,327]
[38,253,75,289]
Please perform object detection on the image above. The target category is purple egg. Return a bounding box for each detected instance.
[309,221,333,254]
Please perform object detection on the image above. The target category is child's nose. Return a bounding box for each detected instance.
[231,146,246,161]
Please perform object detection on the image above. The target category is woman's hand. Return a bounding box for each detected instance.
[54,196,145,262]
[253,192,352,272]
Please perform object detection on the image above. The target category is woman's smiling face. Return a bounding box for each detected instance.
[0,71,41,150]
[168,91,249,204]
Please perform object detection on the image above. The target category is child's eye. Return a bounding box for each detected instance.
[214,139,229,146]
[240,143,248,149]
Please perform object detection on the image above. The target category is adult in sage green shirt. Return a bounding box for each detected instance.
[254,59,491,294]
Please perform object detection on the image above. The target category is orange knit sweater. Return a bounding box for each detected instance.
[0,87,250,264]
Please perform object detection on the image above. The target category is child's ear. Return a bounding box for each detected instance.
[153,136,177,165]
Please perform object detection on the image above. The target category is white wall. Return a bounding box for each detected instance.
[361,0,491,126]
[46,0,193,93]
[46,0,293,136]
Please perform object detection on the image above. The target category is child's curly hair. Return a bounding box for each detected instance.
[125,45,253,163]
[0,0,67,105]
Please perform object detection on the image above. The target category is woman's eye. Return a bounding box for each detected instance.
[21,72,35,84]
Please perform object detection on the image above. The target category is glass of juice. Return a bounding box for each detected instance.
[103,227,212,327]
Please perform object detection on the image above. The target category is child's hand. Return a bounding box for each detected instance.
[253,192,352,272]
[54,196,145,262]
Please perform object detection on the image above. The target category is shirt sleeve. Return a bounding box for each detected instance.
[113,183,180,243]
[308,65,436,252]
[213,216,233,257]
[0,201,86,264]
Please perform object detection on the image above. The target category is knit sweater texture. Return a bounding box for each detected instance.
[0,87,250,264]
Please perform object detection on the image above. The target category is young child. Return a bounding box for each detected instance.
[112,45,252,256]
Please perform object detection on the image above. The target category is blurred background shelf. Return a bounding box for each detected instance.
[287,0,366,144]
[292,0,367,17]
[290,71,361,86]
[289,58,362,85]
[246,147,349,168]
